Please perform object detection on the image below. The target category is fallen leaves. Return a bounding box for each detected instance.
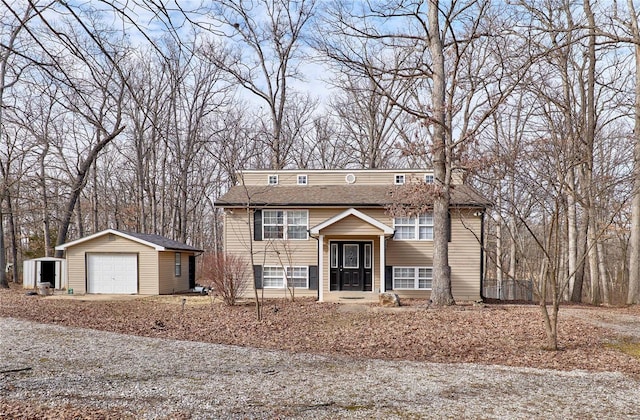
[2,285,640,375]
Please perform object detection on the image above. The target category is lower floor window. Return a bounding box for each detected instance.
[263,266,308,288]
[393,267,432,290]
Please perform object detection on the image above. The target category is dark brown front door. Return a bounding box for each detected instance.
[329,242,373,291]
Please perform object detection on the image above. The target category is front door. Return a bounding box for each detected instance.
[329,241,373,291]
[40,261,56,286]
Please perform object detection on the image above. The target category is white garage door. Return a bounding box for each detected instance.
[87,253,138,294]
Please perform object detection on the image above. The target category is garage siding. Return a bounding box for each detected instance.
[158,251,191,294]
[65,234,159,294]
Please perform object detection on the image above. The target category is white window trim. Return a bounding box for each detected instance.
[175,252,182,277]
[297,174,308,185]
[393,213,434,241]
[263,265,309,289]
[392,266,432,290]
[262,209,309,240]
[394,174,405,185]
[268,174,279,185]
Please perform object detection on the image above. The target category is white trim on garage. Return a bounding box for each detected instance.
[87,253,138,294]
[56,229,165,251]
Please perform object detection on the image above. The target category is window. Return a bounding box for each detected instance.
[425,174,434,184]
[394,174,405,185]
[263,266,284,287]
[393,213,433,240]
[297,174,308,185]
[331,243,338,268]
[343,244,359,268]
[263,265,308,288]
[268,174,278,185]
[287,267,308,288]
[175,252,182,276]
[393,267,432,290]
[263,210,308,240]
[364,243,372,269]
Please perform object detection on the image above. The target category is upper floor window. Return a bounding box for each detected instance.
[425,174,434,184]
[268,174,278,185]
[394,174,405,185]
[297,174,308,185]
[393,213,433,240]
[263,210,308,240]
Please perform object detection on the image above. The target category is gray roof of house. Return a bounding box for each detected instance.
[215,184,491,208]
[119,231,204,252]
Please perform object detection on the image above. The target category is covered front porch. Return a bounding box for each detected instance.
[310,208,395,302]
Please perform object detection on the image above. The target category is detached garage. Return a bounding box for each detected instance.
[55,229,203,295]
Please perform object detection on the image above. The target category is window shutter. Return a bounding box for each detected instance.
[448,212,452,242]
[253,265,263,289]
[385,266,393,291]
[308,265,318,290]
[254,209,262,241]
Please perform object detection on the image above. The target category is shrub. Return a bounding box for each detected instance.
[200,252,248,306]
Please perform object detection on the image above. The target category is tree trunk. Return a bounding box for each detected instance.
[597,239,610,304]
[6,193,18,283]
[571,215,588,302]
[627,0,640,304]
[567,167,578,300]
[428,0,454,306]
[0,210,6,289]
[55,126,125,257]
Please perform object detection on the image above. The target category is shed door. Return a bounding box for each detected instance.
[87,253,138,294]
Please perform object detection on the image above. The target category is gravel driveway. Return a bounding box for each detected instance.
[2,317,640,419]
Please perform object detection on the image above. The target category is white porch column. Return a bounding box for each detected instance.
[318,234,325,302]
[379,235,385,293]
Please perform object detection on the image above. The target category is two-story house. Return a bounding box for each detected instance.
[215,169,490,302]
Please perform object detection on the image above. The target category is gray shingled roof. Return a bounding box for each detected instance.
[215,184,491,208]
[119,231,204,252]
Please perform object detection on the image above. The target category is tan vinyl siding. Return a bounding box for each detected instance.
[223,196,482,302]
[449,209,482,301]
[65,235,159,295]
[224,210,318,267]
[385,208,482,301]
[224,210,318,297]
[319,215,387,236]
[158,251,192,294]
[240,169,449,186]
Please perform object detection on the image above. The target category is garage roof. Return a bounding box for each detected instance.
[55,229,203,252]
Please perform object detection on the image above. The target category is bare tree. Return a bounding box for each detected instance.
[205,0,318,169]
[316,0,526,305]
[329,74,404,169]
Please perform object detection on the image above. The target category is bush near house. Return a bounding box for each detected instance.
[200,252,249,306]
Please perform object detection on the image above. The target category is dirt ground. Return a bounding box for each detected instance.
[2,285,640,375]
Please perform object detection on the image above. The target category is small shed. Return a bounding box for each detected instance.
[23,257,67,290]
[55,229,203,295]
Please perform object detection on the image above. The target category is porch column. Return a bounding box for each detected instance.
[379,235,385,293]
[318,234,324,302]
